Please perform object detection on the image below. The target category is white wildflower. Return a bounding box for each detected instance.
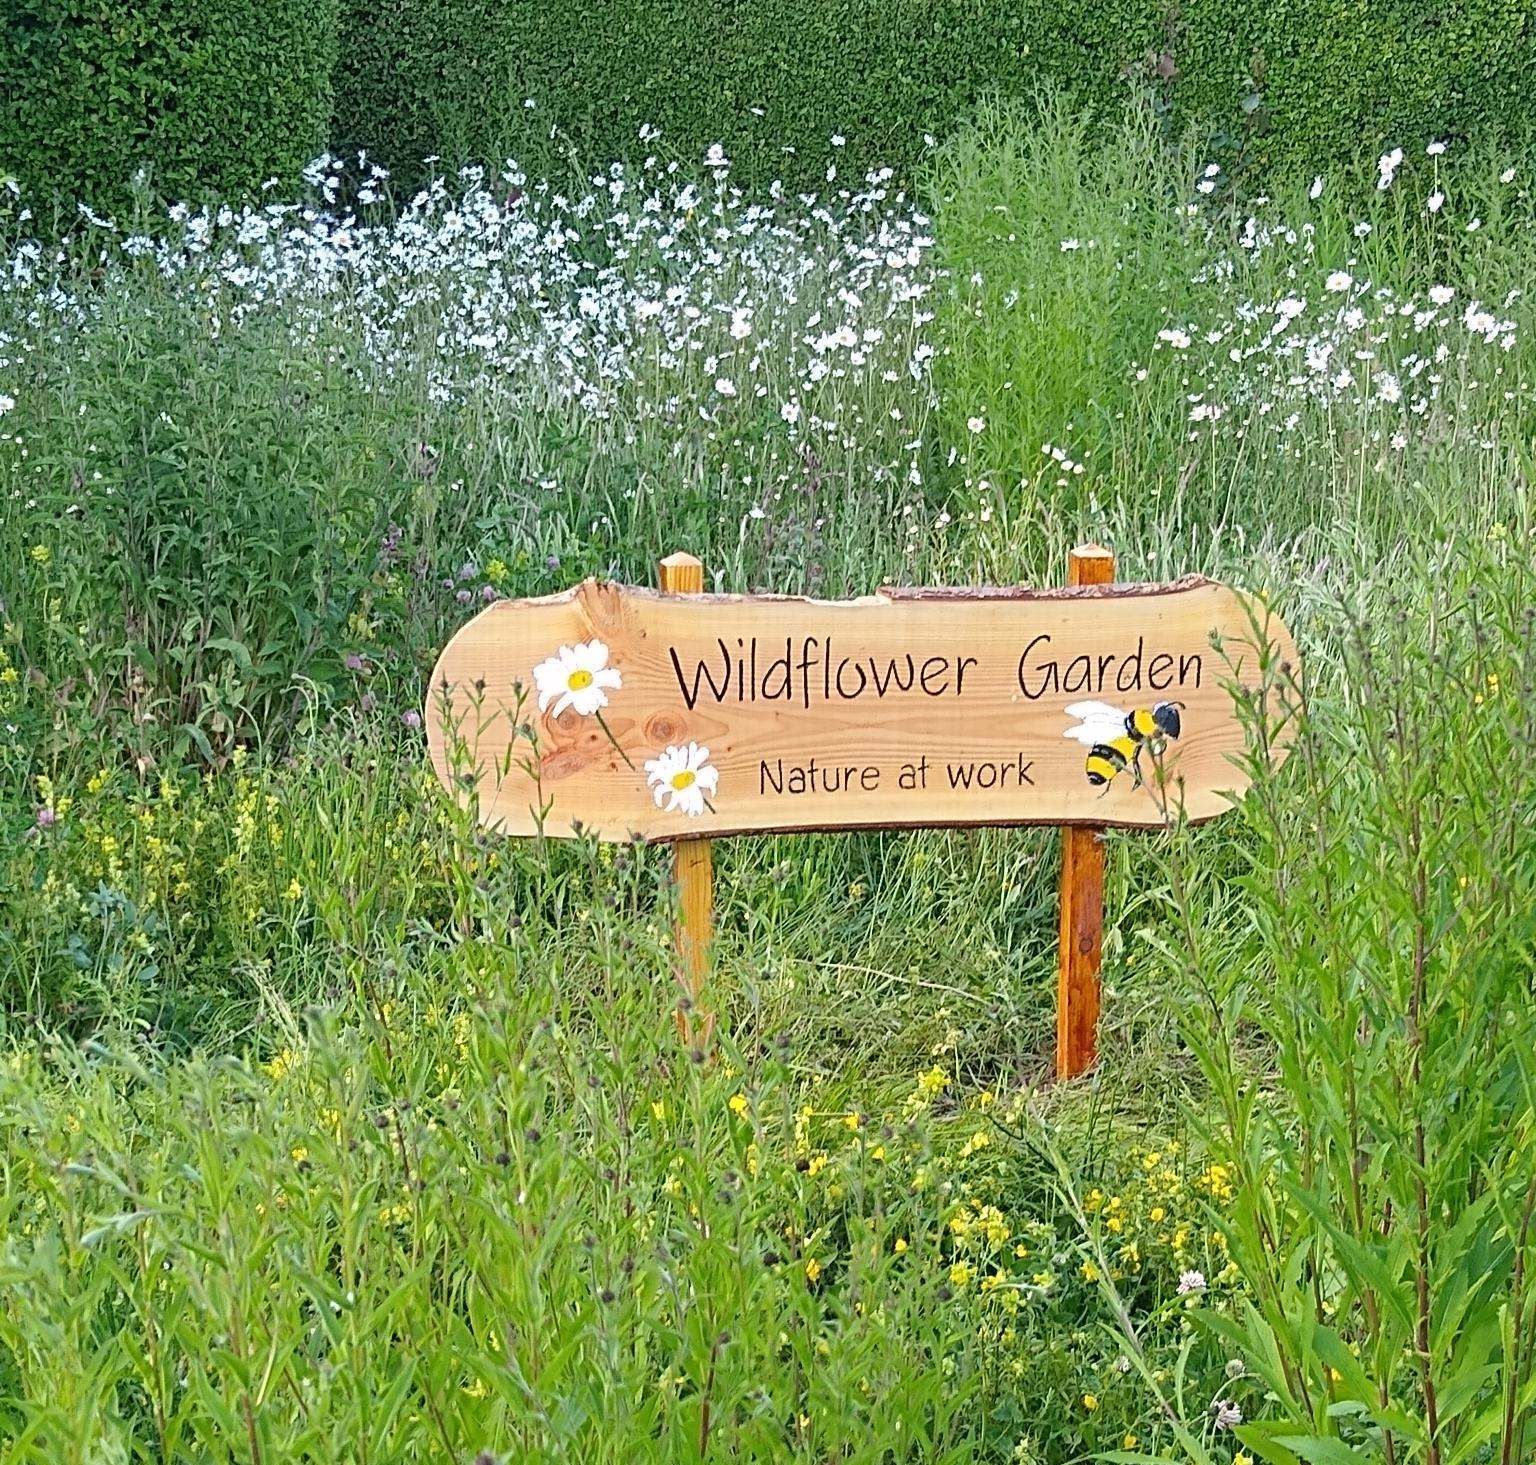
[533,641,622,719]
[645,742,719,817]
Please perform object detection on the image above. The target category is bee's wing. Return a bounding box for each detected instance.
[1063,700,1127,747]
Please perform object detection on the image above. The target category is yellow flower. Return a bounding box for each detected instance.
[1235,1456,1254,1465]
[290,1146,308,1164]
[29,544,50,565]
[949,1261,974,1288]
[1123,1434,1138,1450]
[284,878,303,901]
[893,1237,908,1255]
[1082,1393,1099,1412]
[262,1047,300,1082]
[1081,1260,1100,1282]
[728,1092,749,1118]
[651,1100,665,1121]
[804,1257,822,1284]
[915,1065,949,1099]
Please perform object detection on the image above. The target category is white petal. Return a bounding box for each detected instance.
[695,766,719,793]
[593,667,623,691]
[572,640,609,672]
[532,658,567,710]
[570,685,607,716]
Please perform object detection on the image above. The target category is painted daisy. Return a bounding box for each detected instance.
[645,742,719,817]
[532,640,621,718]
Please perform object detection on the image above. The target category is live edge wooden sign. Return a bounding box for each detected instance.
[426,548,1298,1076]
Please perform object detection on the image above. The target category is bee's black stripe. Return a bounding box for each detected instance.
[1091,742,1128,771]
[1085,742,1127,786]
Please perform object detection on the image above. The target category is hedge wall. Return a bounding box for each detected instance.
[5,0,1533,212]
[333,0,1536,191]
[0,0,338,217]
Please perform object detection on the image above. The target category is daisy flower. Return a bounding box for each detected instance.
[645,742,719,816]
[533,640,622,717]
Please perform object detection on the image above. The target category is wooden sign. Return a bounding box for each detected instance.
[426,574,1297,842]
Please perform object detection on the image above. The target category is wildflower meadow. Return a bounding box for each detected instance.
[1,87,1534,1464]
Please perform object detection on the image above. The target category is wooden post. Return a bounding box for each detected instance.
[1057,543,1115,1079]
[657,552,715,1047]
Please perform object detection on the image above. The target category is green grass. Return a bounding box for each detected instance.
[0,98,1533,1461]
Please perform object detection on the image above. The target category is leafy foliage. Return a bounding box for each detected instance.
[3,98,1536,1460]
[332,0,1536,189]
[0,0,337,217]
[1170,531,1536,1463]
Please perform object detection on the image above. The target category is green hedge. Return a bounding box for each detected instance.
[6,0,1533,212]
[333,0,1536,192]
[0,0,338,218]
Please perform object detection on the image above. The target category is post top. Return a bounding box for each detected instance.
[1069,543,1114,561]
[660,551,703,570]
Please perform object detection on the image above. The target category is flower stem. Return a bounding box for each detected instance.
[595,709,635,769]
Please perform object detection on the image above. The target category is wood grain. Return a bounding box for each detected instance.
[1057,546,1114,1080]
[425,574,1298,842]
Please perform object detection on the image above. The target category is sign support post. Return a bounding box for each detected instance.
[1056,543,1115,1078]
[657,551,715,1047]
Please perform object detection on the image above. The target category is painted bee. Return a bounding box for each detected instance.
[1063,700,1184,792]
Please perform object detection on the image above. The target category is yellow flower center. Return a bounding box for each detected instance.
[670,769,696,790]
[567,669,594,690]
